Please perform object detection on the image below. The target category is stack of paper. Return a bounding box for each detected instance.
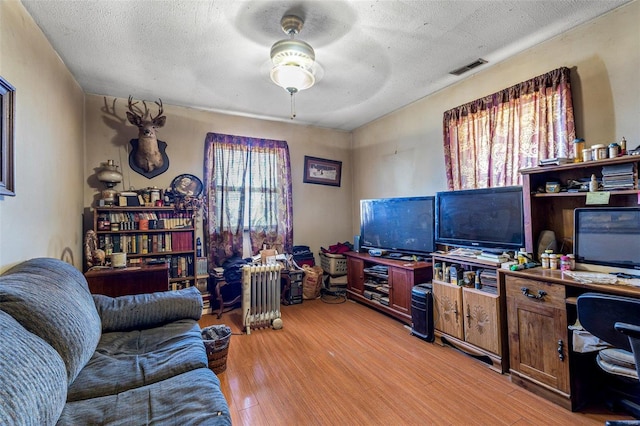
[601,163,636,190]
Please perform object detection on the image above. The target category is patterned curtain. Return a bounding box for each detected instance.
[443,67,575,190]
[203,133,293,266]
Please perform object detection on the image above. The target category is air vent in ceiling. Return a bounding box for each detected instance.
[449,58,488,76]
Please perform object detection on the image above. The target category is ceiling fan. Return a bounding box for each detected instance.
[269,14,322,119]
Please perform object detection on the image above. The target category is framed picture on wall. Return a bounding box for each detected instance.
[303,156,342,187]
[0,76,16,196]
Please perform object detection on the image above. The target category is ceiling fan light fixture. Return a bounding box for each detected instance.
[270,39,315,67]
[270,64,315,92]
[269,15,317,95]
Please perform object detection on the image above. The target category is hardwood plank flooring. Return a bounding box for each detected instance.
[199,296,633,425]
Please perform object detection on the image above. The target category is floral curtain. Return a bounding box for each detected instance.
[443,67,575,190]
[203,133,294,266]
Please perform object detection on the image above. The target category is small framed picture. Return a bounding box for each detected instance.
[0,76,16,196]
[303,156,342,187]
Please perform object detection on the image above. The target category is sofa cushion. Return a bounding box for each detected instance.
[58,368,232,425]
[0,258,102,384]
[93,286,203,332]
[67,319,208,401]
[0,310,68,425]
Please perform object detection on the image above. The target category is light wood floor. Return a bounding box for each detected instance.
[199,295,632,425]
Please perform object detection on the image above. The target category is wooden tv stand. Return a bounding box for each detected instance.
[345,251,432,325]
[431,252,508,373]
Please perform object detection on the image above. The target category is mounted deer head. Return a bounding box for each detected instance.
[126,96,167,174]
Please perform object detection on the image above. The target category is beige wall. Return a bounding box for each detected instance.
[350,1,640,236]
[0,1,85,272]
[83,95,353,261]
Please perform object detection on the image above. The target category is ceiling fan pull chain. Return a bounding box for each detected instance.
[290,91,296,119]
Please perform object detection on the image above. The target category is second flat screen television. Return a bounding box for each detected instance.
[435,186,524,253]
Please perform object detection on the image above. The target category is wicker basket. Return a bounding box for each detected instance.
[202,325,232,374]
[319,252,347,276]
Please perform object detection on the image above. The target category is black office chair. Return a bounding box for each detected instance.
[577,293,640,424]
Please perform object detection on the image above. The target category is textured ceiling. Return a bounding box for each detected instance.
[22,0,631,131]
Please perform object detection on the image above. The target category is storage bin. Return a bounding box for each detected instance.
[319,252,347,276]
[201,325,232,374]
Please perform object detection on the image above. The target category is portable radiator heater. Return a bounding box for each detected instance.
[241,264,283,334]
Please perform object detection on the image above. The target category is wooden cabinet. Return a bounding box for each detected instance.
[344,252,432,325]
[431,253,507,373]
[85,264,170,297]
[93,206,198,289]
[505,274,570,408]
[500,267,640,411]
[346,256,365,296]
[520,156,640,258]
[388,267,413,315]
[464,287,501,354]
[432,281,463,339]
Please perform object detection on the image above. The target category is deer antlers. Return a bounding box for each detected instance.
[127,95,163,121]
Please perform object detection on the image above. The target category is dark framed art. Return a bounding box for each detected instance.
[0,76,16,196]
[303,156,342,187]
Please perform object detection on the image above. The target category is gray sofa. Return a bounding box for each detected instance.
[0,257,231,425]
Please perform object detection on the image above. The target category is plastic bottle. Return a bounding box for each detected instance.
[608,143,620,158]
[549,254,559,270]
[434,263,442,281]
[620,136,627,155]
[573,138,585,162]
[567,254,575,270]
[560,255,571,271]
[541,253,550,269]
[589,174,598,192]
[196,237,202,257]
[517,248,527,265]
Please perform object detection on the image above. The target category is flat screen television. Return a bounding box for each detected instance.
[435,186,524,252]
[360,196,435,256]
[574,207,640,271]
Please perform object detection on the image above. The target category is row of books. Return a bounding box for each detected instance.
[478,269,497,289]
[99,231,193,254]
[196,257,208,277]
[128,254,195,279]
[169,255,194,279]
[99,211,192,230]
[169,277,210,293]
[601,163,636,190]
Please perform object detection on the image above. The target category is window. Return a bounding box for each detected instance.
[443,67,575,190]
[203,133,293,266]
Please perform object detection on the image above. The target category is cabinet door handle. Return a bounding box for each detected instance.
[521,287,547,300]
[557,339,565,361]
[466,304,471,328]
[453,301,459,322]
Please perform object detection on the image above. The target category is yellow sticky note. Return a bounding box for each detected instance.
[586,191,610,205]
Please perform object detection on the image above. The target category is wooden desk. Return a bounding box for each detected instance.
[85,264,169,297]
[499,267,640,411]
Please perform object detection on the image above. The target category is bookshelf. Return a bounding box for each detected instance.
[93,206,200,291]
[519,155,640,258]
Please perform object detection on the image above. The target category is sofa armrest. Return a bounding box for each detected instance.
[93,286,204,332]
